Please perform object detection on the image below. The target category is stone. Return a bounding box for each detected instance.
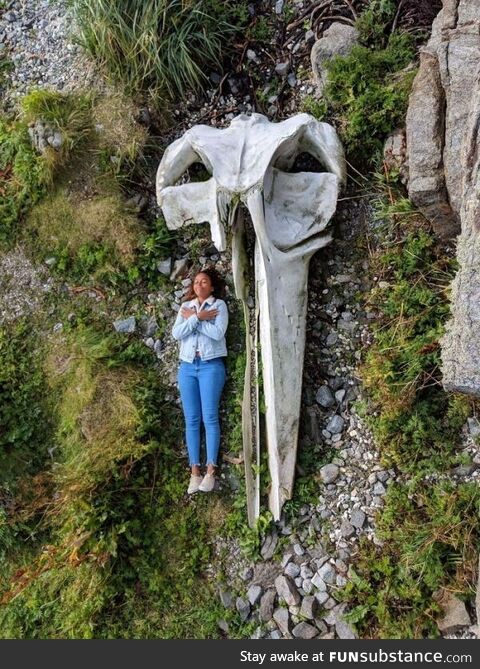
[302,579,313,595]
[315,591,329,606]
[247,584,263,606]
[373,481,386,496]
[287,73,297,88]
[156,112,345,525]
[316,385,335,408]
[139,315,158,337]
[316,563,336,585]
[261,531,278,560]
[326,415,344,435]
[326,332,338,346]
[383,128,408,185]
[437,592,471,634]
[292,622,318,639]
[48,131,63,149]
[350,509,366,529]
[468,418,480,439]
[219,589,234,609]
[323,602,348,626]
[252,561,283,588]
[320,632,336,639]
[293,543,304,556]
[319,463,339,484]
[217,619,229,633]
[336,620,357,639]
[113,316,136,333]
[275,62,289,77]
[170,258,189,282]
[300,595,319,620]
[273,607,290,636]
[311,23,359,96]
[274,574,301,606]
[300,565,314,580]
[285,562,300,579]
[157,258,172,275]
[306,409,321,443]
[259,589,277,623]
[236,597,251,622]
[340,520,355,539]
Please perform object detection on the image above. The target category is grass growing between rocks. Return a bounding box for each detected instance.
[340,171,480,638]
[1,90,92,248]
[305,1,416,165]
[0,314,234,638]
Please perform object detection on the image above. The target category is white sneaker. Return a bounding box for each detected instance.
[199,472,216,492]
[187,475,203,495]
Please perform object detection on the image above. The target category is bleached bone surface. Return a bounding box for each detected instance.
[157,113,345,523]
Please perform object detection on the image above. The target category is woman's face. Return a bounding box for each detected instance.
[193,273,213,301]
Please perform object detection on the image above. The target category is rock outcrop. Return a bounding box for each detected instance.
[406,0,480,238]
[406,0,480,395]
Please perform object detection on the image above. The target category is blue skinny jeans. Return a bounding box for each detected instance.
[177,357,226,466]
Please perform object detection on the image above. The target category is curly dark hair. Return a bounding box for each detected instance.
[182,265,226,302]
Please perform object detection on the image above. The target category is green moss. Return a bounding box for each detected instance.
[324,32,415,162]
[0,321,231,638]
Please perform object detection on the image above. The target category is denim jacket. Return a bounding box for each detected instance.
[172,295,228,362]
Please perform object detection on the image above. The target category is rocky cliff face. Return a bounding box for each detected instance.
[406,0,480,396]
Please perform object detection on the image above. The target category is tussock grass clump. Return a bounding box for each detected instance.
[73,0,248,102]
[21,89,93,161]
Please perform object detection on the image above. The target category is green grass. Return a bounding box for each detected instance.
[0,90,93,248]
[341,171,480,638]
[0,318,232,638]
[72,0,249,103]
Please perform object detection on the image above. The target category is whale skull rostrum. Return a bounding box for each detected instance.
[156,113,346,525]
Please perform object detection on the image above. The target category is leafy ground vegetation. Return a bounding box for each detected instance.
[339,168,480,638]
[1,0,476,640]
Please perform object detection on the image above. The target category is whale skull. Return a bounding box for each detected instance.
[157,113,345,525]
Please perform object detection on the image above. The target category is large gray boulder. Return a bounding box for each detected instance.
[311,23,359,96]
[406,0,480,239]
[440,1,480,396]
[405,0,480,395]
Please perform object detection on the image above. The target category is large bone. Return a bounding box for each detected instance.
[156,113,345,524]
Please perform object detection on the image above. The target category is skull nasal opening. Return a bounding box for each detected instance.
[279,151,328,174]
